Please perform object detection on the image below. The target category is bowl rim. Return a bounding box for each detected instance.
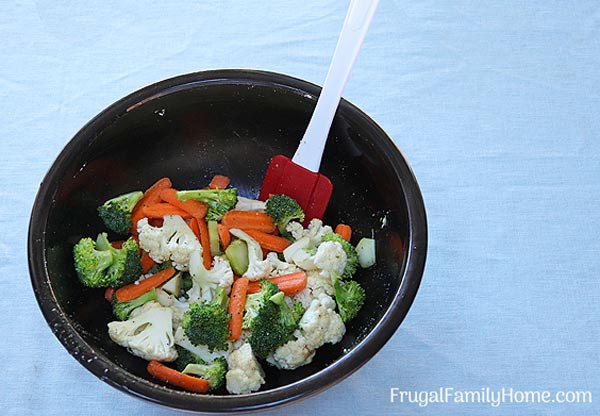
[28,68,427,413]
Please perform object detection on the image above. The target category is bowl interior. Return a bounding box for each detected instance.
[30,70,425,411]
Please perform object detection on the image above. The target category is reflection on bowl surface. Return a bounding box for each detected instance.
[28,69,426,413]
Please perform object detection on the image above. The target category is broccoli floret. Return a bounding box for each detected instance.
[322,233,359,279]
[111,287,158,321]
[265,194,305,238]
[173,345,206,372]
[182,286,231,351]
[331,272,365,323]
[176,188,238,221]
[73,233,142,288]
[248,280,304,359]
[182,356,227,391]
[97,191,144,235]
[242,279,281,330]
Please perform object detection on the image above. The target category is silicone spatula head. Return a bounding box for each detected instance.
[258,0,378,220]
[258,154,333,221]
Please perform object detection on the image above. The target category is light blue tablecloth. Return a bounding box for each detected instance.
[2,1,599,415]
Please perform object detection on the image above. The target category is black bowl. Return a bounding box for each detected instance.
[28,69,426,412]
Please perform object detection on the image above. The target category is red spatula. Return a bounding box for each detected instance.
[259,0,379,220]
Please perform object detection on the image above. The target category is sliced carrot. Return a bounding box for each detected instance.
[209,175,231,190]
[114,267,176,302]
[221,211,276,234]
[104,287,115,302]
[244,229,290,253]
[142,202,192,219]
[217,224,231,249]
[141,251,156,273]
[192,217,212,270]
[147,360,210,393]
[111,241,124,249]
[159,188,208,219]
[131,177,173,234]
[188,216,201,241]
[335,224,352,242]
[247,271,307,296]
[131,209,147,235]
[228,277,249,340]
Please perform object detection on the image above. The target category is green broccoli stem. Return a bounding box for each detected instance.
[96,232,113,251]
[182,357,227,391]
[173,345,206,372]
[112,287,157,321]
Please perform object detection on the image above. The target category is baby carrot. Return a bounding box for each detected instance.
[141,251,156,273]
[217,224,231,249]
[131,177,173,234]
[159,188,208,219]
[142,203,192,219]
[114,267,175,302]
[244,229,290,253]
[246,271,307,296]
[334,224,352,242]
[104,287,115,302]
[221,211,276,234]
[147,360,210,393]
[208,175,231,190]
[191,217,212,270]
[228,277,249,340]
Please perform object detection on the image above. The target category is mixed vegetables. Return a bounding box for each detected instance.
[72,175,376,394]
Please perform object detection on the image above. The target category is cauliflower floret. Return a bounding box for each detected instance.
[137,215,202,271]
[231,329,252,351]
[235,196,266,212]
[285,219,333,243]
[266,252,301,277]
[313,241,347,276]
[155,287,174,306]
[266,336,315,370]
[187,251,234,302]
[229,228,272,281]
[155,288,189,328]
[283,236,318,270]
[285,221,305,241]
[267,293,345,370]
[108,301,178,362]
[300,293,345,349]
[169,297,190,329]
[292,269,335,309]
[305,219,333,244]
[226,343,265,394]
[284,238,346,307]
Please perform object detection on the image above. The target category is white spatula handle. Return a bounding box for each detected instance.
[292,0,379,172]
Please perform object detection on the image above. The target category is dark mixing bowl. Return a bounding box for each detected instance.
[28,69,427,412]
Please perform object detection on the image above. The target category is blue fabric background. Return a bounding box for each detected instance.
[2,1,598,415]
